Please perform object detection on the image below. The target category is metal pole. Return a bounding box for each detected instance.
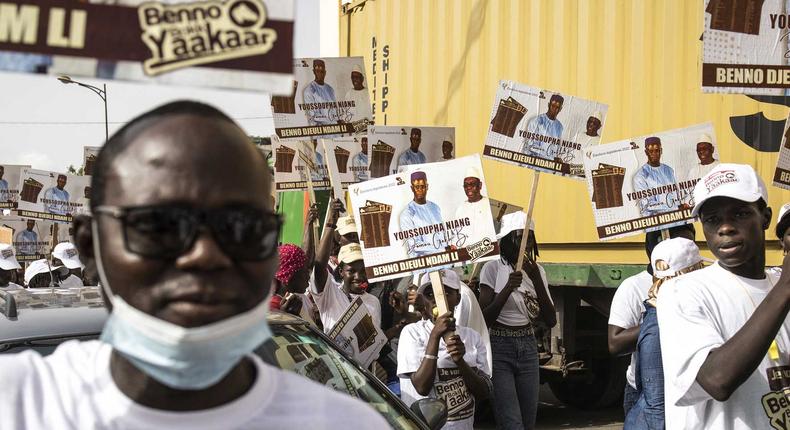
[103,84,108,144]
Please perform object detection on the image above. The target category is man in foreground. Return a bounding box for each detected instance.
[658,163,789,429]
[0,101,388,429]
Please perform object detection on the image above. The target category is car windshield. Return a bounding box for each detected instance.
[260,322,422,430]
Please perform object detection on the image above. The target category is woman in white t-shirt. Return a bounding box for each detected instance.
[478,212,556,430]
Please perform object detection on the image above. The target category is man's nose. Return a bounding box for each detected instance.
[717,218,738,236]
[175,230,233,270]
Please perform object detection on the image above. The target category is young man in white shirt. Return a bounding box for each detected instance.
[398,269,492,430]
[0,102,388,430]
[657,163,789,430]
[608,224,695,415]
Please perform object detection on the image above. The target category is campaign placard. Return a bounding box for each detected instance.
[272,57,372,139]
[348,155,499,283]
[0,165,30,209]
[327,297,387,368]
[703,0,790,94]
[321,137,369,189]
[15,168,91,223]
[272,137,330,191]
[366,125,455,179]
[773,112,790,189]
[0,1,293,93]
[583,123,719,240]
[1,216,71,262]
[488,199,523,236]
[482,81,608,179]
[83,147,100,176]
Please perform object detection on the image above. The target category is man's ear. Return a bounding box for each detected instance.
[763,206,773,231]
[73,215,95,263]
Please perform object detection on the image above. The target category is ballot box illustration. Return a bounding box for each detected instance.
[591,164,626,209]
[304,358,334,385]
[370,140,395,178]
[706,0,763,35]
[275,145,296,173]
[271,81,298,114]
[20,177,43,203]
[490,97,527,138]
[353,313,378,352]
[359,200,392,248]
[334,146,350,173]
[84,154,97,176]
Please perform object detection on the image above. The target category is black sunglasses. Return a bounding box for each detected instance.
[94,204,282,261]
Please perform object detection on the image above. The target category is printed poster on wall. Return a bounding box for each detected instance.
[348,155,498,283]
[583,123,719,240]
[1,216,71,262]
[0,165,30,210]
[272,137,330,191]
[702,0,790,94]
[367,125,455,179]
[15,168,91,223]
[326,297,387,368]
[773,111,790,189]
[272,57,373,139]
[321,137,369,188]
[482,80,608,179]
[0,0,294,93]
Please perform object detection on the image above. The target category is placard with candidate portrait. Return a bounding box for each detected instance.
[582,123,719,240]
[0,165,30,210]
[272,57,373,140]
[482,80,608,180]
[772,111,790,190]
[366,126,455,179]
[1,216,71,262]
[272,137,330,192]
[0,0,294,93]
[320,137,369,189]
[83,147,101,176]
[15,168,91,224]
[326,297,387,368]
[348,155,498,283]
[702,0,790,94]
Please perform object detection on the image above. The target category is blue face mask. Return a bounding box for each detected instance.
[93,221,272,390]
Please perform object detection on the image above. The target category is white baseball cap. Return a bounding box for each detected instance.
[338,243,364,264]
[0,243,21,271]
[52,242,84,269]
[336,216,358,236]
[24,259,62,285]
[691,163,768,217]
[777,203,790,238]
[496,211,535,239]
[418,269,461,294]
[651,238,709,279]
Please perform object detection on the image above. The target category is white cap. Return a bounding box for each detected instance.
[417,269,461,294]
[0,243,21,271]
[651,238,707,279]
[590,111,602,121]
[25,259,61,285]
[464,166,482,180]
[776,202,790,238]
[338,243,364,264]
[336,216,358,236]
[52,242,84,269]
[496,211,535,239]
[698,133,712,144]
[691,164,767,217]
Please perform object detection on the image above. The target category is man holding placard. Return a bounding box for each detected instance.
[399,171,446,258]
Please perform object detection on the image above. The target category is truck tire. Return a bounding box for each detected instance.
[548,356,628,410]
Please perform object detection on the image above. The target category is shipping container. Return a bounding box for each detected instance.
[339,0,790,408]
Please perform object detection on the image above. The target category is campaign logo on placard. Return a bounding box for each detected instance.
[138,0,278,76]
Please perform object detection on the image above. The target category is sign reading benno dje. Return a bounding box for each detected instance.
[773,111,790,190]
[583,123,718,240]
[702,0,790,94]
[0,0,294,93]
[348,155,499,283]
[483,80,608,179]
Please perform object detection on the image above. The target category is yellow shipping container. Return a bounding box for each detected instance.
[340,0,790,266]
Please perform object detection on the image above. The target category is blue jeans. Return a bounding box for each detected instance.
[623,382,638,416]
[624,302,665,430]
[491,333,539,430]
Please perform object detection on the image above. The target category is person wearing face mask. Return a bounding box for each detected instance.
[0,101,388,430]
[311,202,382,331]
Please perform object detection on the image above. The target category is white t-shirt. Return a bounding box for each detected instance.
[608,270,652,389]
[657,262,786,430]
[397,319,490,430]
[0,340,389,430]
[479,259,551,327]
[310,275,382,333]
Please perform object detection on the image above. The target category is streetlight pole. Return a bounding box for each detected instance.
[57,75,109,144]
